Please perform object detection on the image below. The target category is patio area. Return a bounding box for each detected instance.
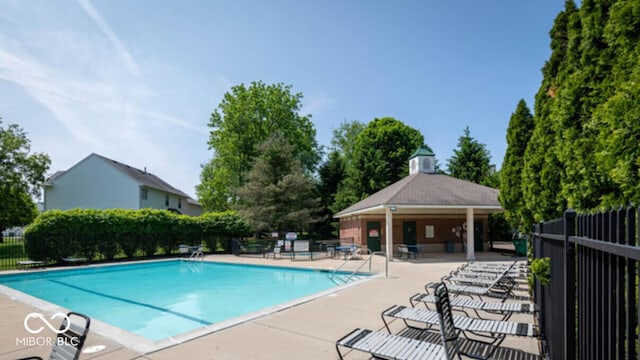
[0,252,539,360]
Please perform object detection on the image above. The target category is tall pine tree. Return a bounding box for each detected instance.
[499,100,535,229]
[593,0,640,206]
[447,127,492,185]
[235,132,321,234]
[522,0,576,221]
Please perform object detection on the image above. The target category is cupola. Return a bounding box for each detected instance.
[409,145,435,174]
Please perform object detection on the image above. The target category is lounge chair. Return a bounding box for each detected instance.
[381,304,537,349]
[17,260,46,269]
[336,328,447,360]
[430,264,518,301]
[398,244,417,259]
[19,311,91,360]
[336,285,539,360]
[432,282,541,359]
[409,292,535,321]
[266,245,282,259]
[179,244,191,256]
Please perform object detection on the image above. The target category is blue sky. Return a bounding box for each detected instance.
[0,0,565,199]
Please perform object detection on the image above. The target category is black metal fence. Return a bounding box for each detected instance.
[0,234,233,270]
[532,208,640,360]
[231,238,351,260]
[0,235,29,270]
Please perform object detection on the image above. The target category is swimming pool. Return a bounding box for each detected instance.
[0,260,364,346]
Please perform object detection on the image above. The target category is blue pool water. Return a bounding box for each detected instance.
[0,260,352,341]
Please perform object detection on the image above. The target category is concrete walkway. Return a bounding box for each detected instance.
[0,252,539,360]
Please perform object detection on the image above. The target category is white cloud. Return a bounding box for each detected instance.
[301,94,337,117]
[76,0,140,76]
[0,2,210,198]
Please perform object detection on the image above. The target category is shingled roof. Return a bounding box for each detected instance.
[334,173,501,217]
[46,153,193,200]
[95,154,192,198]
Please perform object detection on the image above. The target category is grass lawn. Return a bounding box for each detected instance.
[0,238,28,270]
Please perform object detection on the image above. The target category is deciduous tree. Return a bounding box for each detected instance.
[0,119,50,235]
[197,81,320,211]
[332,117,423,212]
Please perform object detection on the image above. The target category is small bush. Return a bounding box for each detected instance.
[531,257,551,286]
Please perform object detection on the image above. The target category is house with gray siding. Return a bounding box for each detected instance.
[44,153,202,216]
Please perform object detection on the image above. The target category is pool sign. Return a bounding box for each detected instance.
[293,240,309,252]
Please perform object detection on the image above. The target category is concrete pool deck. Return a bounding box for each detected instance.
[0,252,540,359]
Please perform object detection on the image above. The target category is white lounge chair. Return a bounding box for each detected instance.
[336,328,447,360]
[409,292,535,321]
[267,245,282,259]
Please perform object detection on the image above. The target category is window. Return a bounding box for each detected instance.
[178,198,182,209]
[141,188,148,200]
[165,194,169,206]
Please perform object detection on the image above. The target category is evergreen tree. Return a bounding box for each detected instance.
[314,150,345,238]
[517,0,640,222]
[500,100,535,229]
[554,0,615,210]
[593,0,640,206]
[235,133,321,234]
[522,1,576,222]
[447,127,492,185]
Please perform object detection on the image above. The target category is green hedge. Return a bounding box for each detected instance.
[23,209,250,262]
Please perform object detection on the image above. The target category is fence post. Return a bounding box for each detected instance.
[564,209,577,360]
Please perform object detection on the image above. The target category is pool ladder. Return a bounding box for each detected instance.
[330,250,387,285]
[188,246,204,261]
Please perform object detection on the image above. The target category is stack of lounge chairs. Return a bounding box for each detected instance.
[336,261,540,360]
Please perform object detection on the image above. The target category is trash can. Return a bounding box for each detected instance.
[513,238,527,256]
[231,239,240,256]
[446,240,455,253]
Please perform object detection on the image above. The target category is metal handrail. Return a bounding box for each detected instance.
[330,249,387,284]
[189,246,204,261]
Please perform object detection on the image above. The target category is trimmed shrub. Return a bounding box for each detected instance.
[201,211,251,253]
[24,208,249,261]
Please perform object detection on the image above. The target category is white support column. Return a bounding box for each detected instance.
[385,206,394,277]
[466,207,475,261]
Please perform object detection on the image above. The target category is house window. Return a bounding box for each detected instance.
[165,194,169,206]
[178,198,182,209]
[141,189,148,200]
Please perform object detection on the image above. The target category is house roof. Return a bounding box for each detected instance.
[334,173,502,217]
[95,154,193,199]
[45,153,196,201]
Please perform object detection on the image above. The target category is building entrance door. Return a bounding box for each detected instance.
[366,221,381,252]
[403,221,417,245]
